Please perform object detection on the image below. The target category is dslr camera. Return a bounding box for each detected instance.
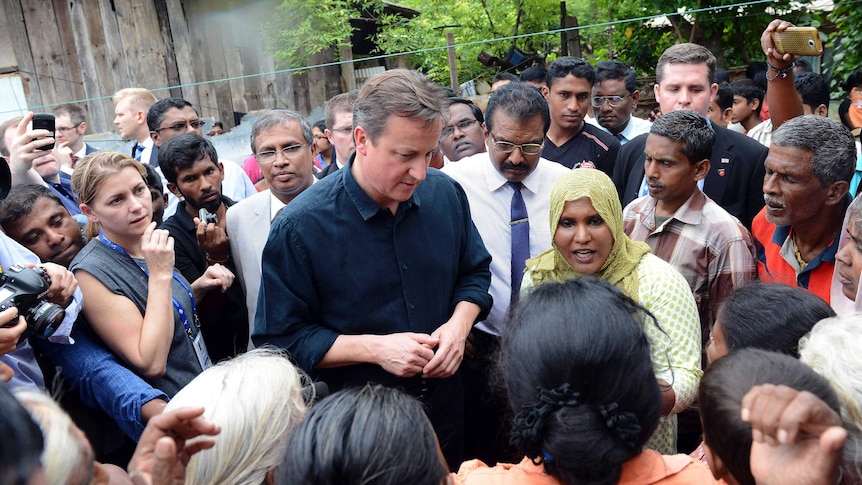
[0,265,66,340]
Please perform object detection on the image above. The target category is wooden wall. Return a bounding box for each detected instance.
[0,0,344,133]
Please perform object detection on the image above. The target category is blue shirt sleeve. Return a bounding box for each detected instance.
[36,326,168,440]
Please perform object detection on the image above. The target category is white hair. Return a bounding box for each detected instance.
[799,315,862,430]
[13,390,93,485]
[164,348,307,485]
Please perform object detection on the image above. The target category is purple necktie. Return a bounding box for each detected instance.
[509,181,529,303]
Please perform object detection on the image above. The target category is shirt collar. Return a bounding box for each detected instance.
[342,155,420,221]
[482,154,547,195]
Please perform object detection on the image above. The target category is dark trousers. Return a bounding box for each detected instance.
[402,370,465,471]
[461,329,516,465]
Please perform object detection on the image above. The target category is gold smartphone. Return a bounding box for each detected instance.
[771,27,823,56]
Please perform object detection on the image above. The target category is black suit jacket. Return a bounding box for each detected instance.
[612,124,768,228]
[131,142,160,167]
[315,160,340,179]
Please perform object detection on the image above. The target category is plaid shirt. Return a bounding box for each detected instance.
[623,190,758,351]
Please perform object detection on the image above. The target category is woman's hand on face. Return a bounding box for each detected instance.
[141,222,175,277]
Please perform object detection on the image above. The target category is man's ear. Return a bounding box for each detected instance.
[824,180,850,206]
[631,89,640,109]
[166,182,182,199]
[722,107,734,127]
[354,126,369,157]
[150,131,160,146]
[814,104,828,117]
[78,121,87,135]
[693,158,711,181]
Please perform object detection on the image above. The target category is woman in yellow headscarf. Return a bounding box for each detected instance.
[523,168,702,455]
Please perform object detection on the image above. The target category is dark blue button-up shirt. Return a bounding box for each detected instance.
[253,161,492,391]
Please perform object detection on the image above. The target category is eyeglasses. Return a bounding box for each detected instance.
[489,134,543,155]
[154,120,205,133]
[590,93,632,108]
[314,134,329,140]
[255,144,308,164]
[329,127,352,135]
[441,119,479,138]
[56,123,82,133]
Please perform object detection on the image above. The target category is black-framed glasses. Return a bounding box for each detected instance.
[255,144,308,164]
[591,93,632,108]
[441,119,478,138]
[489,134,543,155]
[56,123,82,133]
[153,120,205,133]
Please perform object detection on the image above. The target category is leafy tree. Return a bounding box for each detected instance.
[827,0,862,95]
[262,0,357,69]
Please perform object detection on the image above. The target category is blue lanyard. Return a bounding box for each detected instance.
[97,232,200,337]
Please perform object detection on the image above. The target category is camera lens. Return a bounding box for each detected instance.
[27,302,66,339]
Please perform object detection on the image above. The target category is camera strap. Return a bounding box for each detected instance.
[97,232,211,370]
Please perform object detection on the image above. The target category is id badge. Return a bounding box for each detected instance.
[192,332,212,370]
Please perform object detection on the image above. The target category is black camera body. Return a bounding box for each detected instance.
[199,207,217,224]
[0,265,65,340]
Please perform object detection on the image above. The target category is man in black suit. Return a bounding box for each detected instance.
[613,43,768,228]
[53,104,98,160]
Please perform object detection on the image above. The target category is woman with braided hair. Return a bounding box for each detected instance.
[520,168,702,454]
[454,277,716,485]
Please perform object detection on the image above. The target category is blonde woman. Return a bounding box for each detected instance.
[70,152,233,396]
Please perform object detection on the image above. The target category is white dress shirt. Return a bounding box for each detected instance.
[442,152,570,335]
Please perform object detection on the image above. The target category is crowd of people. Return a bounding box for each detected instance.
[1,17,862,485]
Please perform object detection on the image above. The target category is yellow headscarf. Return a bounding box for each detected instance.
[525,168,651,300]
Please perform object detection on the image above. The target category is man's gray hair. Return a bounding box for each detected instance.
[771,115,856,187]
[250,109,313,154]
[353,69,445,142]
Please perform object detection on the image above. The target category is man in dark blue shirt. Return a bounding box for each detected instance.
[254,69,492,468]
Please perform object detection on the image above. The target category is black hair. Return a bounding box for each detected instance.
[0,383,45,485]
[485,82,550,135]
[649,110,715,165]
[745,61,768,81]
[717,283,834,358]
[594,61,637,93]
[547,57,595,87]
[447,97,484,124]
[277,385,448,485]
[795,72,830,114]
[0,184,64,231]
[714,81,733,111]
[313,119,326,132]
[699,348,841,485]
[795,59,813,73]
[841,69,862,93]
[213,121,224,129]
[730,79,765,115]
[714,67,731,84]
[142,164,163,193]
[157,133,219,185]
[519,65,549,86]
[147,97,194,132]
[493,72,519,84]
[502,277,661,485]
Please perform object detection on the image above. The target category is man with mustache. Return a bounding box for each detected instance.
[442,81,569,464]
[159,133,247,362]
[541,56,620,174]
[439,97,487,162]
[225,109,317,347]
[752,115,857,303]
[590,60,652,145]
[623,110,756,363]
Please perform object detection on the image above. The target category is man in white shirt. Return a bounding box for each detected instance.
[442,81,569,464]
[589,60,652,145]
[113,88,158,165]
[226,109,317,347]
